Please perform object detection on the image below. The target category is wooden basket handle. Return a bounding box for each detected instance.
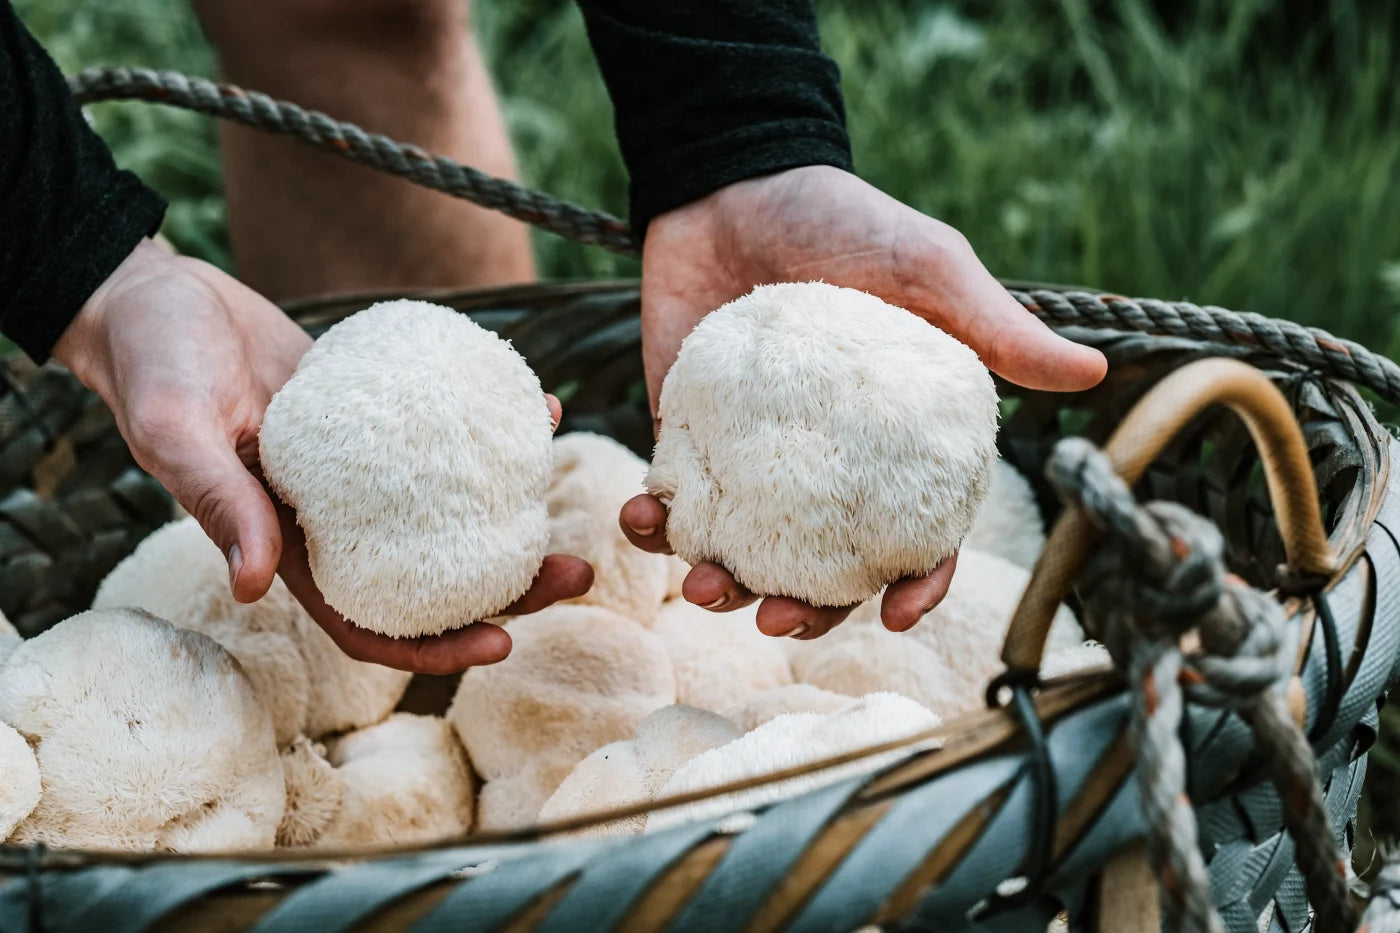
[999,357,1338,676]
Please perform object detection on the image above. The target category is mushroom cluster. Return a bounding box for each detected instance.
[0,291,1105,853]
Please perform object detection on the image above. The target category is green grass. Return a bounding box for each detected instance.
[16,0,1400,350]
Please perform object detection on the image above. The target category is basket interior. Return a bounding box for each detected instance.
[0,280,1385,635]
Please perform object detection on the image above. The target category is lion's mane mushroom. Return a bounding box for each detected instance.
[537,704,740,836]
[94,518,412,745]
[0,607,18,667]
[647,282,998,607]
[547,432,670,623]
[0,609,285,852]
[650,599,793,711]
[721,684,858,733]
[449,604,676,829]
[315,713,476,848]
[0,722,40,841]
[647,692,940,832]
[276,738,347,848]
[963,459,1047,570]
[784,549,1085,718]
[259,299,556,638]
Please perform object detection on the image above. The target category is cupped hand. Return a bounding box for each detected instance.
[625,166,1108,635]
[55,237,591,672]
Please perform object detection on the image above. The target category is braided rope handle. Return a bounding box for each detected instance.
[68,67,640,257]
[67,66,1400,408]
[1002,357,1336,675]
[1048,439,1355,933]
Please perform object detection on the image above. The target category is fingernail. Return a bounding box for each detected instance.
[785,622,811,639]
[630,524,656,537]
[227,544,243,594]
[703,595,730,611]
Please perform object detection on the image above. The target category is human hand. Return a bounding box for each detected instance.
[55,237,591,672]
[622,166,1108,637]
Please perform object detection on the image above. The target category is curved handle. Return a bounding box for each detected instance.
[1000,357,1337,676]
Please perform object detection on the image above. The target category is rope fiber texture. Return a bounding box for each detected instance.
[65,66,1400,409]
[68,67,640,257]
[1046,437,1356,933]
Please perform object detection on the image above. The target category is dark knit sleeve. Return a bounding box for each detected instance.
[576,0,853,235]
[0,1,167,362]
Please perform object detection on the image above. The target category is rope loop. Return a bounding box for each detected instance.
[1044,436,1355,933]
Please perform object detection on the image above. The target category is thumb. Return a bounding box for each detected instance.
[157,438,283,604]
[904,225,1107,392]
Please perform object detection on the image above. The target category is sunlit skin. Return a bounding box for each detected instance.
[618,166,1106,640]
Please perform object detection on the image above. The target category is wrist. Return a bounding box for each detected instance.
[51,237,171,395]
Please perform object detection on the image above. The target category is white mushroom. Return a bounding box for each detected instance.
[538,705,740,836]
[963,458,1047,570]
[0,722,40,840]
[315,714,475,848]
[647,282,997,607]
[786,549,1085,719]
[476,761,575,832]
[94,517,412,745]
[647,693,940,832]
[722,684,858,733]
[0,609,284,852]
[259,299,555,638]
[450,604,676,828]
[650,599,793,711]
[547,432,670,623]
[0,607,19,667]
[277,738,346,848]
[665,556,691,601]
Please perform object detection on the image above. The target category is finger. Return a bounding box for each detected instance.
[681,561,757,612]
[497,555,595,616]
[619,494,673,554]
[906,227,1107,392]
[274,504,514,673]
[545,394,562,430]
[755,597,856,639]
[881,553,960,632]
[149,427,282,604]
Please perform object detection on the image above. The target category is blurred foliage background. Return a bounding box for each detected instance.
[14,0,1400,873]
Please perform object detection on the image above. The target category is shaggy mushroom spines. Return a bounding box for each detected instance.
[93,517,412,745]
[0,609,285,852]
[648,282,998,607]
[259,299,555,638]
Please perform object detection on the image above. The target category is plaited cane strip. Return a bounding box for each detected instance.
[1092,844,1160,933]
[742,801,896,933]
[499,878,574,933]
[875,781,1018,922]
[1050,731,1136,864]
[343,880,455,933]
[616,837,730,932]
[145,888,284,933]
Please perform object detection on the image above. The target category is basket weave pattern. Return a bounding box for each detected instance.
[0,281,1393,932]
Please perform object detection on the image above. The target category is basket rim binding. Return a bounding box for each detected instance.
[0,280,1388,872]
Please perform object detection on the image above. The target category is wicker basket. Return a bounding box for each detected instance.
[0,280,1394,933]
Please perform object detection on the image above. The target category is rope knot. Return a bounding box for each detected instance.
[1043,436,1352,932]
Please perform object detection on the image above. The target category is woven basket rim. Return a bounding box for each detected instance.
[0,279,1390,876]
